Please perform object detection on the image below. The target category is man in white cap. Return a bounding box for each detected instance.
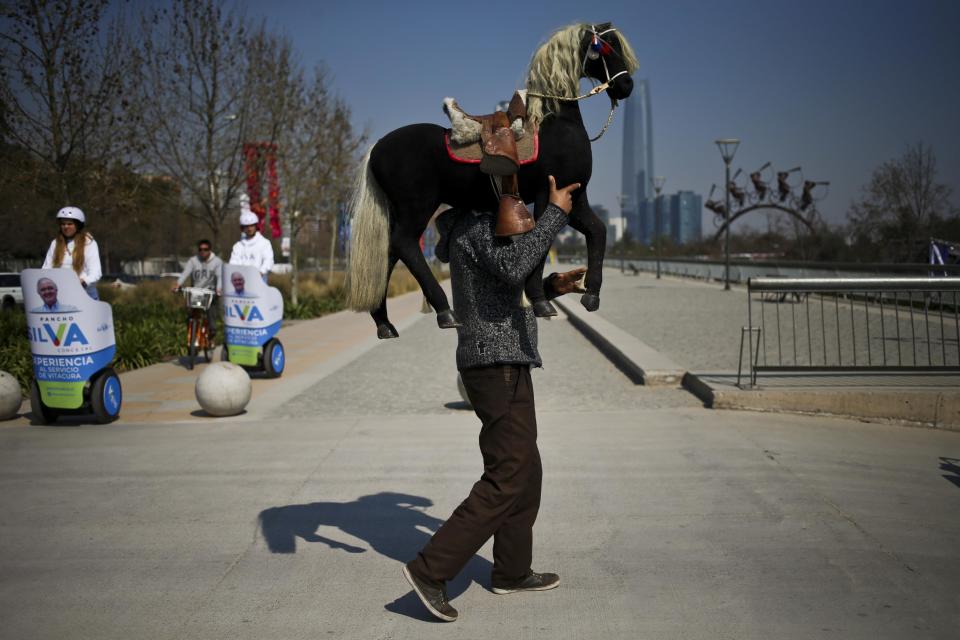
[229,195,274,281]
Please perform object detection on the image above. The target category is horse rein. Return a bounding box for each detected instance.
[524,26,628,141]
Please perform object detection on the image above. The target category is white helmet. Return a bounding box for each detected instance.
[57,206,86,224]
[239,210,259,226]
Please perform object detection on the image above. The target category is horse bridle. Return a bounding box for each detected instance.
[581,26,630,97]
[526,25,629,141]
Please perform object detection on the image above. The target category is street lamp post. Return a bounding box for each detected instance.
[715,139,740,291]
[617,194,627,274]
[653,176,666,279]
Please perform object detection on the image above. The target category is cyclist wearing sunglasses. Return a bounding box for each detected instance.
[172,239,223,338]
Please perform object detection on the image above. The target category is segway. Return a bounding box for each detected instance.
[220,264,285,378]
[22,269,122,424]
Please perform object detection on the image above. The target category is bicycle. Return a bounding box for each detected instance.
[179,286,216,370]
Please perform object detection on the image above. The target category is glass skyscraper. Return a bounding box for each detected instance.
[620,79,654,244]
[668,191,703,245]
[620,80,703,247]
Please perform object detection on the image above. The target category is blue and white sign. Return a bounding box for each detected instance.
[21,269,116,409]
[221,264,283,365]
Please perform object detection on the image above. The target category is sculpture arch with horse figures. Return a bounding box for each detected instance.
[347,22,638,338]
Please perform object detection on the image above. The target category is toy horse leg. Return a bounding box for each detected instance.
[565,194,606,312]
[526,256,555,317]
[393,232,461,329]
[371,251,400,339]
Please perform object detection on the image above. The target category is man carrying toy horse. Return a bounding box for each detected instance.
[402,175,586,622]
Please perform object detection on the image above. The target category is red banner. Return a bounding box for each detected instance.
[242,142,282,237]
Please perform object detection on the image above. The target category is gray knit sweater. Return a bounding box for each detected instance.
[176,253,223,290]
[435,204,567,370]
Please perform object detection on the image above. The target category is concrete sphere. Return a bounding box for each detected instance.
[195,362,251,417]
[456,373,472,408]
[0,371,22,420]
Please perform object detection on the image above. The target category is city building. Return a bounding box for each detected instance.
[619,79,703,247]
[607,216,626,246]
[667,191,703,245]
[636,199,652,245]
[620,79,653,244]
[645,191,703,246]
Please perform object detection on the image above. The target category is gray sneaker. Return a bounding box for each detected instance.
[491,571,560,595]
[402,565,458,622]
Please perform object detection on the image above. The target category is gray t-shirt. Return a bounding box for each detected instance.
[177,253,223,290]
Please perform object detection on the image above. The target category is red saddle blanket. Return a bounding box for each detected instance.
[444,119,539,165]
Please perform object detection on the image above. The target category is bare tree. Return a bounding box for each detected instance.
[276,67,366,303]
[0,0,128,201]
[848,143,955,260]
[245,25,301,145]
[0,0,178,268]
[241,24,301,257]
[126,0,258,247]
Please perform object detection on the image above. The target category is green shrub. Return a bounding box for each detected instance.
[1,300,195,396]
[99,279,180,309]
[112,302,188,371]
[285,293,345,320]
[0,312,32,395]
[2,267,437,396]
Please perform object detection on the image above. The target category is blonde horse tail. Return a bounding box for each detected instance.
[346,148,391,312]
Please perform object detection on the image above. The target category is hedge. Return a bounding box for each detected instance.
[0,267,435,395]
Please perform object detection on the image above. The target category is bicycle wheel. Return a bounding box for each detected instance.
[200,318,212,362]
[186,317,197,370]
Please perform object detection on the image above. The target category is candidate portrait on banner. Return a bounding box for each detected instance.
[30,277,79,314]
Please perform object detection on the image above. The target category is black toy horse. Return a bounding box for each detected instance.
[347,22,638,338]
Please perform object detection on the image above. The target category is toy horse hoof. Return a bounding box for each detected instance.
[532,300,558,317]
[377,323,399,339]
[436,309,462,329]
[580,292,600,312]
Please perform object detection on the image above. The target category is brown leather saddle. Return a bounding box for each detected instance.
[443,91,536,236]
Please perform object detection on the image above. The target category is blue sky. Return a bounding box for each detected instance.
[258,0,960,232]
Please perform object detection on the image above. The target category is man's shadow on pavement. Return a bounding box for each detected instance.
[939,457,960,489]
[258,492,492,621]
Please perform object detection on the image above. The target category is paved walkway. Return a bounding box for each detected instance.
[6,286,430,426]
[594,266,960,374]
[1,275,959,638]
[583,267,960,428]
[593,266,749,373]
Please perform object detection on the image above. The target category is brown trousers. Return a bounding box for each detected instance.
[408,364,542,585]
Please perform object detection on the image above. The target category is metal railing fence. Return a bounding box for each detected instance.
[738,277,960,386]
[602,257,960,283]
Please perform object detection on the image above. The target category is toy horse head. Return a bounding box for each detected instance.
[580,22,637,101]
[525,22,639,122]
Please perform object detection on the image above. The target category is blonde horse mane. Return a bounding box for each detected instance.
[525,23,639,125]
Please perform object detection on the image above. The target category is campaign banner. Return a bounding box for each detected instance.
[22,269,116,409]
[221,264,283,366]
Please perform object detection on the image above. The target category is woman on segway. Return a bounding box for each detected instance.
[41,206,102,300]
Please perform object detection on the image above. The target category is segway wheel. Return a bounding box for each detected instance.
[90,368,122,424]
[263,339,285,378]
[30,381,59,424]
